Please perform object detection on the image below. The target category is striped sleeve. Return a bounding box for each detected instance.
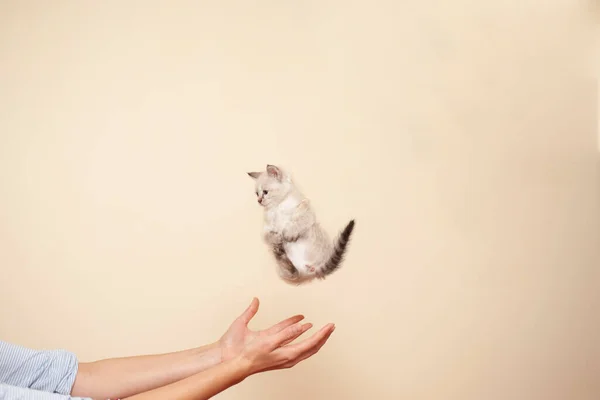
[0,340,81,396]
[0,383,92,400]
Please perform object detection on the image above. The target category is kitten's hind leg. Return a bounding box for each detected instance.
[272,244,299,281]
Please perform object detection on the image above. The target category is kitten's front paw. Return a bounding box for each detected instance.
[297,199,309,210]
[264,230,283,244]
[282,229,300,242]
[284,235,300,242]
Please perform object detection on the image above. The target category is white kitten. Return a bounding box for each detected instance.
[247,164,355,284]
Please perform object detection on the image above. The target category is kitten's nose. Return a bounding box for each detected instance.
[257,197,263,204]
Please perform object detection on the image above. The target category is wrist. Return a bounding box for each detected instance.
[188,342,222,368]
[231,355,254,381]
[189,340,220,356]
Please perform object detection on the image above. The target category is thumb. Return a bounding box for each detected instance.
[239,297,260,325]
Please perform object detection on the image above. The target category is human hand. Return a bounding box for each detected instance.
[238,318,335,375]
[218,298,335,372]
[218,298,305,362]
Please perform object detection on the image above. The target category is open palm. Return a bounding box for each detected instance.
[219,298,306,362]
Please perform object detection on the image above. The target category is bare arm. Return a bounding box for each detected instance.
[121,357,249,400]
[71,342,222,400]
[122,320,335,400]
[70,298,312,400]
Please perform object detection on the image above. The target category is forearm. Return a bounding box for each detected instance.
[71,342,222,400]
[122,357,250,400]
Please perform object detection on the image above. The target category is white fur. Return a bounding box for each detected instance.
[284,239,312,275]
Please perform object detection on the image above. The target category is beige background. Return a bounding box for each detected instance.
[1,1,599,399]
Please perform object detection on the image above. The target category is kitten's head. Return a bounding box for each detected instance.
[247,164,292,208]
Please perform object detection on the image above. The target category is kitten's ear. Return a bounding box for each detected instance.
[247,172,261,179]
[266,164,282,180]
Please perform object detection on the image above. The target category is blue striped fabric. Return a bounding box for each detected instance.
[0,340,91,400]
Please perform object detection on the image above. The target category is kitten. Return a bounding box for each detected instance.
[247,164,355,284]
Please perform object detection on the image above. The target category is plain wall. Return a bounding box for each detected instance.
[1,1,599,399]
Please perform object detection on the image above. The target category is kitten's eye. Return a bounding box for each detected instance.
[263,190,268,195]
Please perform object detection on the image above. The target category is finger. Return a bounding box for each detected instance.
[279,323,312,346]
[238,297,260,325]
[297,325,335,359]
[281,325,335,368]
[269,326,334,371]
[285,323,335,354]
[269,322,313,349]
[264,314,305,335]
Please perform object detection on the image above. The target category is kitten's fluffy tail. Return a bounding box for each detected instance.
[319,220,356,278]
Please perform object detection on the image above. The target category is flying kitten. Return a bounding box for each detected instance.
[247,164,355,284]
